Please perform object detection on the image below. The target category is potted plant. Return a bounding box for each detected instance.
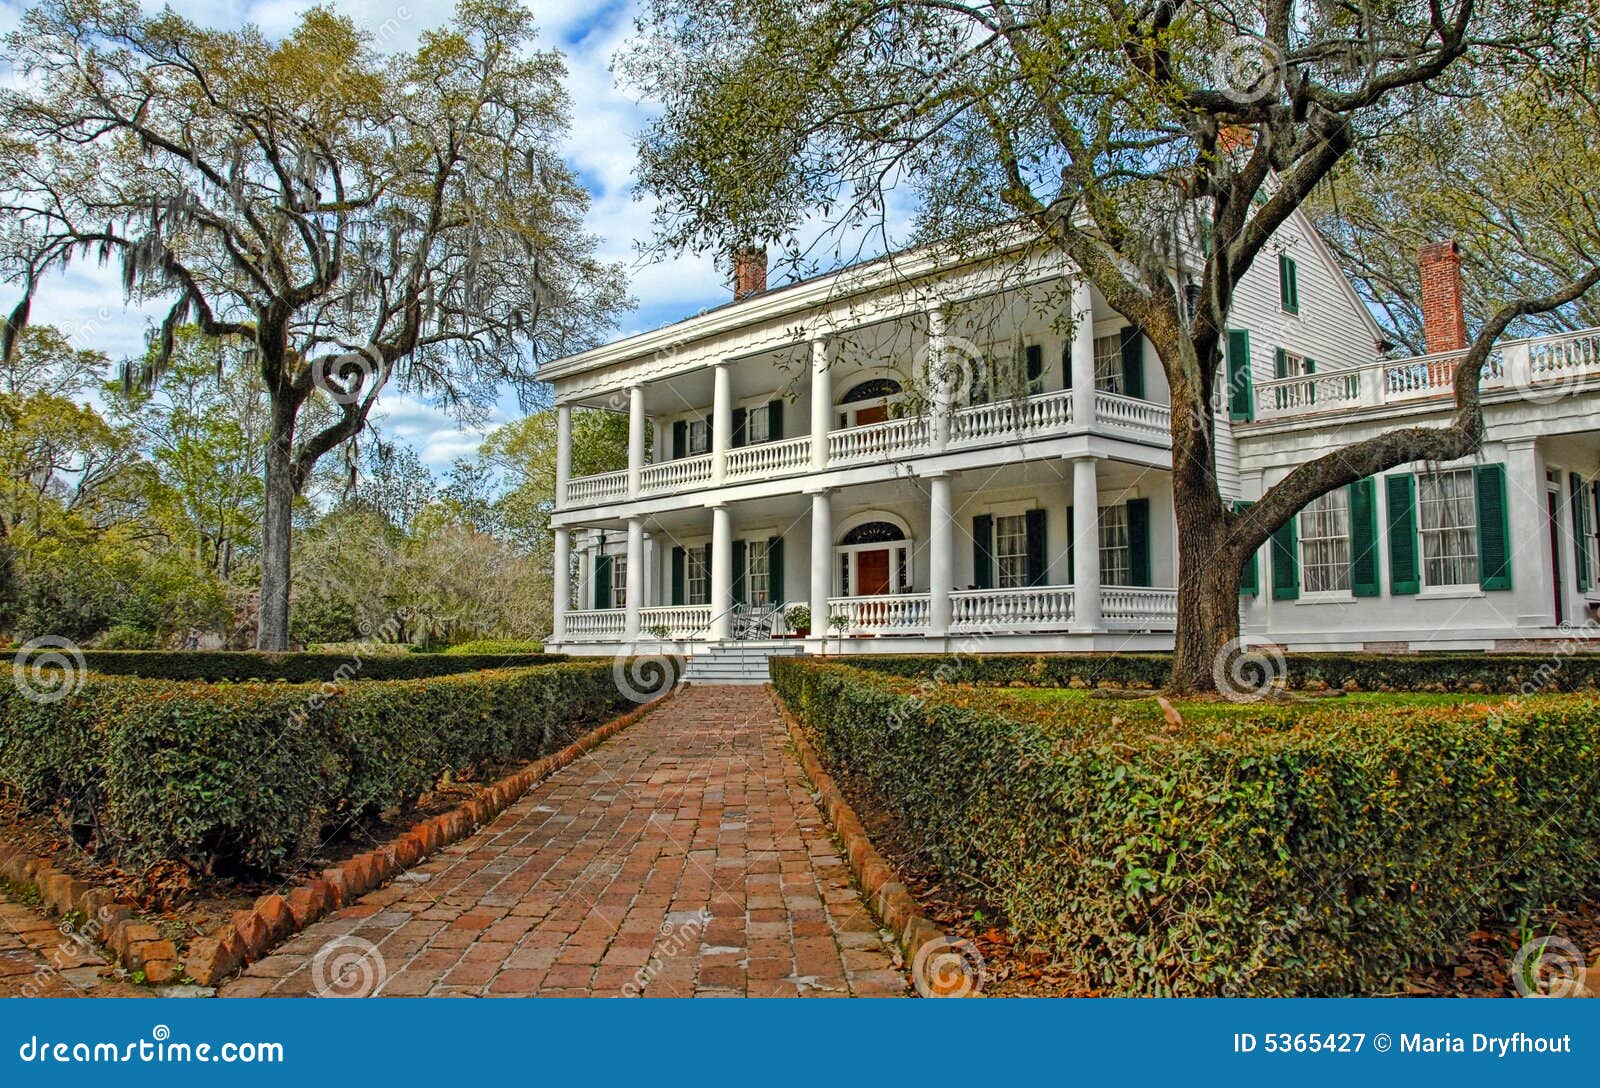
[784,605,811,638]
[827,612,851,655]
[646,623,671,640]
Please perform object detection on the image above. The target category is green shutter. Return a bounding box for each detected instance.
[671,547,686,606]
[1270,515,1299,600]
[1065,506,1075,585]
[1024,508,1047,586]
[594,554,613,610]
[1025,344,1044,391]
[1304,356,1316,404]
[1061,344,1072,389]
[1349,478,1380,597]
[767,399,783,441]
[1273,346,1289,379]
[1279,254,1298,313]
[973,514,994,589]
[1120,326,1145,399]
[1386,473,1420,595]
[1226,330,1253,421]
[732,539,747,605]
[1235,502,1259,596]
[672,420,686,459]
[701,544,713,605]
[767,536,785,605]
[731,407,747,448]
[1476,463,1512,591]
[1126,498,1151,587]
[1568,473,1589,592]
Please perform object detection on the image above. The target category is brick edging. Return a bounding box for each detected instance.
[763,684,952,983]
[184,689,678,985]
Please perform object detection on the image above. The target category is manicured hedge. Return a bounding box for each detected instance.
[772,657,1600,996]
[0,661,651,873]
[842,651,1600,693]
[72,649,564,683]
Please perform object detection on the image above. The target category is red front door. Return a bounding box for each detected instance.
[854,404,888,426]
[857,549,891,595]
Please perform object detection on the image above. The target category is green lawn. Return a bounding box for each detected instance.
[987,686,1494,725]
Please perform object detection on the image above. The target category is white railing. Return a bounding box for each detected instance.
[563,609,626,641]
[1093,392,1172,439]
[726,436,812,481]
[951,389,1074,445]
[950,585,1075,633]
[827,593,930,634]
[565,470,627,507]
[638,605,712,640]
[826,416,930,463]
[1101,587,1178,630]
[639,454,712,495]
[1255,326,1600,421]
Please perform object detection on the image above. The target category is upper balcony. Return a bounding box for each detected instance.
[1253,327,1600,424]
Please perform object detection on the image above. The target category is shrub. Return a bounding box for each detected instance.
[0,661,653,873]
[72,649,564,683]
[437,639,545,655]
[771,657,1600,996]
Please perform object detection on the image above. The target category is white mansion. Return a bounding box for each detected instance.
[540,216,1600,668]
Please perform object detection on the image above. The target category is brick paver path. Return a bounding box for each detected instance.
[0,892,148,998]
[221,686,907,997]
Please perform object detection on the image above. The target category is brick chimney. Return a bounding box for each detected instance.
[732,245,768,301]
[1418,241,1468,354]
[1217,125,1255,155]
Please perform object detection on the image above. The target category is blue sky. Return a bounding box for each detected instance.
[0,0,730,472]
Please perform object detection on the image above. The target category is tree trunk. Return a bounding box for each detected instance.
[1169,485,1242,693]
[256,397,297,651]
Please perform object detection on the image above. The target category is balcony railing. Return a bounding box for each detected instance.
[1093,391,1172,440]
[638,605,712,640]
[639,453,712,495]
[564,608,626,640]
[1255,326,1600,422]
[726,435,812,481]
[827,416,931,464]
[565,470,627,507]
[827,592,931,634]
[1101,587,1178,631]
[950,585,1076,633]
[952,388,1074,443]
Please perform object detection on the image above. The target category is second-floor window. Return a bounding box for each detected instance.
[1093,334,1124,393]
[611,557,628,608]
[745,406,770,444]
[688,418,709,455]
[1418,469,1478,587]
[1299,490,1351,594]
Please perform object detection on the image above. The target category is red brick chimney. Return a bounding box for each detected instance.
[732,245,768,301]
[1418,241,1468,354]
[1217,126,1255,155]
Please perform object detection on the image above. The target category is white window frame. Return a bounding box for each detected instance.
[611,556,628,609]
[1585,480,1600,597]
[1298,490,1352,596]
[1418,469,1479,588]
[745,539,771,606]
[1093,333,1123,394]
[744,403,770,445]
[687,548,710,605]
[687,418,710,454]
[994,513,1029,589]
[1098,505,1130,586]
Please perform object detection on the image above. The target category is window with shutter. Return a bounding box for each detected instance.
[994,514,1029,589]
[1297,490,1350,594]
[1569,472,1590,592]
[767,399,783,441]
[1270,517,1299,600]
[1349,478,1380,597]
[1419,469,1479,587]
[671,420,687,459]
[1226,329,1254,421]
[732,540,747,605]
[1120,327,1145,399]
[1025,345,1045,394]
[972,515,994,589]
[1279,253,1299,313]
[671,547,686,606]
[1125,498,1151,587]
[1385,474,1420,595]
[731,407,748,448]
[767,536,785,605]
[594,554,613,610]
[1024,508,1047,586]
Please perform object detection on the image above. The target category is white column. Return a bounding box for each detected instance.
[709,504,733,640]
[555,403,573,510]
[1505,439,1554,627]
[627,385,646,498]
[928,473,954,635]
[711,363,732,485]
[1070,278,1096,429]
[1072,456,1102,631]
[552,527,570,642]
[810,339,832,470]
[624,517,644,640]
[809,489,833,642]
[927,306,953,453]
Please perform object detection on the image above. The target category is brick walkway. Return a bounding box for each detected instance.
[221,686,907,997]
[0,892,148,998]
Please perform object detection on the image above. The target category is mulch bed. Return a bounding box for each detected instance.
[820,760,1600,998]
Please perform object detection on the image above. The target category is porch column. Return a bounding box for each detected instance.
[809,488,833,640]
[927,306,953,453]
[555,403,572,510]
[624,517,644,640]
[927,472,954,635]
[711,363,732,485]
[1070,278,1096,429]
[626,384,646,498]
[1504,438,1554,626]
[709,503,733,640]
[1071,456,1102,631]
[810,339,832,470]
[552,526,570,642]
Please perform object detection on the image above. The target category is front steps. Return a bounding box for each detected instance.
[682,642,806,685]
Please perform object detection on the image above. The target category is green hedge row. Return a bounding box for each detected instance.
[71,649,564,683]
[841,651,1600,693]
[772,657,1600,996]
[0,661,648,874]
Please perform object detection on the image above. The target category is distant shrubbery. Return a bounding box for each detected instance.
[436,639,545,655]
[772,657,1600,996]
[69,649,563,684]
